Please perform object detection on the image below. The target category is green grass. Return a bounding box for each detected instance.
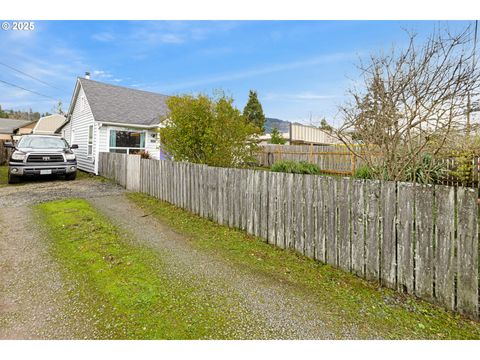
[127,192,480,339]
[271,160,322,174]
[36,199,259,339]
[0,166,7,187]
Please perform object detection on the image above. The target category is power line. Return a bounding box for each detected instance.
[0,78,59,101]
[0,61,66,92]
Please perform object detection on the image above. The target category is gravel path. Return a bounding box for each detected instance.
[0,176,124,208]
[90,195,358,339]
[0,177,124,339]
[0,206,88,339]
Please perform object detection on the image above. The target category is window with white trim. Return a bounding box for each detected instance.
[109,130,145,154]
[87,125,93,157]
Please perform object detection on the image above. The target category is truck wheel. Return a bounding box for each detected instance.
[65,171,77,181]
[8,172,21,184]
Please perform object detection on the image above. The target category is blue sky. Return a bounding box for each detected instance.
[0,20,473,126]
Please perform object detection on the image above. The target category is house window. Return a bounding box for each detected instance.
[87,125,93,157]
[109,130,145,154]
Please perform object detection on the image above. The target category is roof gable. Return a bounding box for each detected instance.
[34,114,66,133]
[0,118,36,133]
[78,78,169,126]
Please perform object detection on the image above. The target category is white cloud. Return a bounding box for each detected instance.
[93,70,112,78]
[263,92,336,101]
[158,51,359,91]
[92,32,116,42]
[91,70,122,83]
[127,21,241,47]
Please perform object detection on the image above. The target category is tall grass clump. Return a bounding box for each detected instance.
[271,160,321,175]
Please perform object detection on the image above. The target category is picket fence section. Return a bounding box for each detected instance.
[0,140,13,166]
[257,144,363,175]
[99,152,480,320]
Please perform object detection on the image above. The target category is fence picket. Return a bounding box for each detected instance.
[337,178,351,272]
[314,176,325,262]
[277,173,287,249]
[456,187,479,318]
[415,184,435,300]
[396,182,415,294]
[351,179,365,277]
[324,177,337,266]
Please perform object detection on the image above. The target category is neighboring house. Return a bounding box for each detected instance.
[58,77,169,174]
[289,123,343,145]
[0,118,38,141]
[33,114,66,135]
[259,121,343,146]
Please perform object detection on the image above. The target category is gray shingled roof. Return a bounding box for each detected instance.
[79,78,169,126]
[0,118,33,133]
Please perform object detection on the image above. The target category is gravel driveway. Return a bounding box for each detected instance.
[89,195,358,339]
[0,176,124,339]
[0,176,124,208]
[1,176,352,339]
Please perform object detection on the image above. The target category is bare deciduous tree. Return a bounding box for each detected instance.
[336,26,480,181]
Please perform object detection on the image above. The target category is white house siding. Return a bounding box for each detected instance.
[145,128,161,159]
[61,120,72,144]
[70,86,96,173]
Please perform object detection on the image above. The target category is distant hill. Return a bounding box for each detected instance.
[265,118,291,134]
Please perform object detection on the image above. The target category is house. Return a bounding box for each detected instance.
[58,77,169,174]
[289,123,343,145]
[259,120,344,146]
[0,118,38,141]
[33,114,66,135]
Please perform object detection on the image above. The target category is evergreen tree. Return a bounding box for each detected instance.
[269,127,287,144]
[52,100,64,115]
[243,90,266,133]
[319,118,333,132]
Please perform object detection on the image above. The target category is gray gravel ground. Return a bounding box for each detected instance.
[0,177,124,339]
[0,206,94,339]
[0,176,124,208]
[90,195,359,339]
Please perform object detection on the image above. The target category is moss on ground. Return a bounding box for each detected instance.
[127,192,480,340]
[0,166,7,187]
[35,198,260,339]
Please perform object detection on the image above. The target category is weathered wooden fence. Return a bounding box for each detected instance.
[257,144,364,175]
[99,152,480,320]
[0,140,13,165]
[258,144,480,188]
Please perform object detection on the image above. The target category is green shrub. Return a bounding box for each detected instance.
[404,153,448,184]
[270,160,321,175]
[354,165,374,179]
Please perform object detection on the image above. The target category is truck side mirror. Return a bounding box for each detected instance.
[4,142,14,148]
[71,144,79,149]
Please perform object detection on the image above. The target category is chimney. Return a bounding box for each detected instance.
[85,71,91,80]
